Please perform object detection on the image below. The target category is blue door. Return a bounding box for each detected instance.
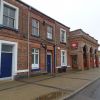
[0,53,12,78]
[47,54,52,73]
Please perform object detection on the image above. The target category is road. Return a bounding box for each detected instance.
[66,78,100,100]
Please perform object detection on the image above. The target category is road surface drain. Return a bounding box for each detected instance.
[33,90,68,100]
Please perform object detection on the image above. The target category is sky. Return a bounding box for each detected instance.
[22,0,100,45]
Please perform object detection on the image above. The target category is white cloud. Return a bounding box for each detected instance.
[22,0,100,46]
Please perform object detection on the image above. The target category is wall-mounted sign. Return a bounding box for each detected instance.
[71,42,78,49]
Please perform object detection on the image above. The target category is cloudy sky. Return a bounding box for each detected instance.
[22,0,100,45]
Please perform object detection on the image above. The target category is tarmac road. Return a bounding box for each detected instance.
[66,78,100,100]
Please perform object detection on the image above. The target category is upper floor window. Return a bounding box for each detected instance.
[47,25,53,40]
[60,28,66,43]
[32,19,39,36]
[0,1,19,29]
[3,5,15,28]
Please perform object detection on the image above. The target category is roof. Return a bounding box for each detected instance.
[70,29,98,41]
[70,29,99,45]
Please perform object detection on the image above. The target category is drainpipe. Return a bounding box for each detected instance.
[27,7,31,78]
[54,44,56,74]
[45,46,47,72]
[54,21,56,75]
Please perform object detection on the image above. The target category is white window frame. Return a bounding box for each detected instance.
[60,28,66,43]
[0,0,19,29]
[47,25,53,40]
[32,19,39,36]
[31,48,39,70]
[61,50,67,66]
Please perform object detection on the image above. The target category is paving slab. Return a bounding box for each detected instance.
[60,73,99,80]
[0,84,59,100]
[36,77,89,91]
[0,81,25,91]
[0,68,100,100]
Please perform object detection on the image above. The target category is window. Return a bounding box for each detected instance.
[0,1,19,29]
[3,5,15,28]
[72,55,77,65]
[32,19,39,36]
[60,28,66,43]
[47,25,53,39]
[2,44,13,53]
[32,48,39,69]
[61,50,67,66]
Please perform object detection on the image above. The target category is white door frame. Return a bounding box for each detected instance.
[47,52,52,73]
[0,40,18,80]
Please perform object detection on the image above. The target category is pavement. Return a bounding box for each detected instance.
[0,68,100,100]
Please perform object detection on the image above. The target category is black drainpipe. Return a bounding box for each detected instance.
[53,44,56,74]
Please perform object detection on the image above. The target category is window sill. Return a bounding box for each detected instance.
[47,38,53,41]
[0,24,19,32]
[61,65,67,67]
[60,41,67,44]
[31,34,40,38]
[31,68,40,72]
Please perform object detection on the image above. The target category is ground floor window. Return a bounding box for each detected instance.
[72,55,77,65]
[61,50,67,66]
[32,48,39,70]
[71,55,78,69]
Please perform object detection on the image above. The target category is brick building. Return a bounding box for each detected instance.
[0,0,99,80]
[0,0,70,80]
[69,29,99,70]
